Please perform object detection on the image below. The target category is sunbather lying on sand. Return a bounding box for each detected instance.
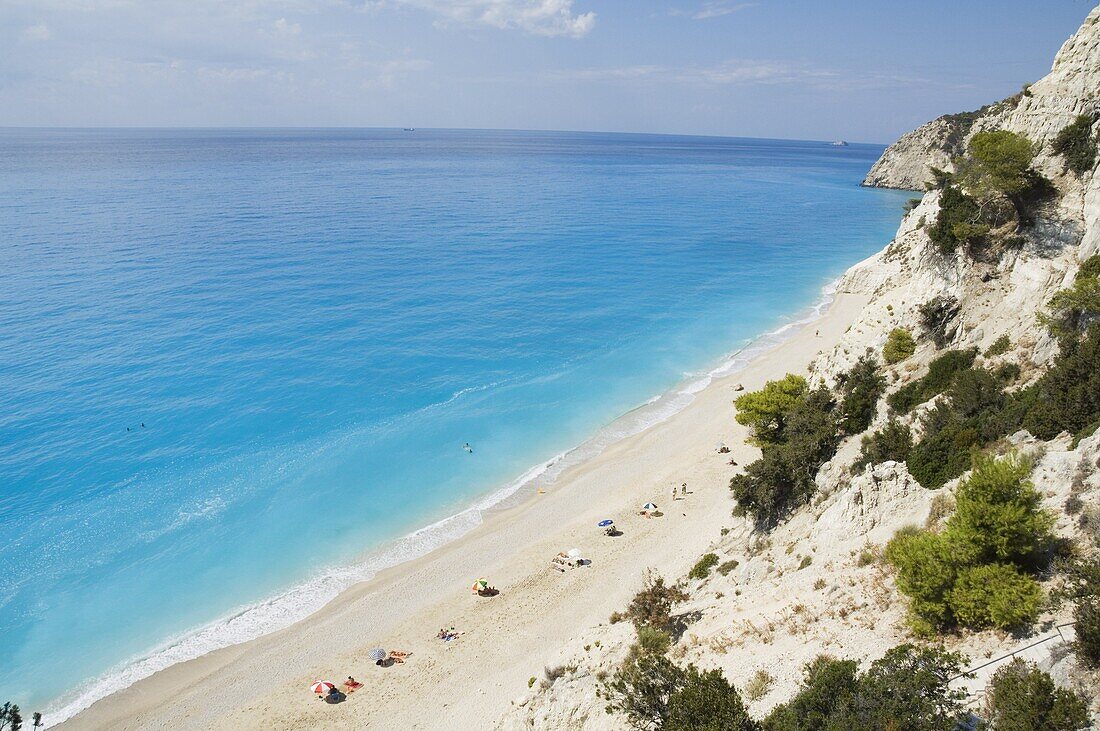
[437,627,464,641]
[387,650,411,663]
[343,677,363,692]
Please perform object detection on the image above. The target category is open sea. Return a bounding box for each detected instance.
[0,128,909,722]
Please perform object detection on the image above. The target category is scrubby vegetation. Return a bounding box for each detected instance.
[918,296,961,348]
[619,572,689,635]
[1041,254,1100,342]
[855,419,912,469]
[927,130,1052,256]
[603,655,759,731]
[836,354,885,433]
[762,646,968,731]
[984,658,1091,731]
[887,348,976,414]
[731,381,840,528]
[885,453,1052,632]
[730,356,894,527]
[1059,555,1100,669]
[1052,113,1098,176]
[0,704,23,731]
[883,327,915,364]
[984,334,1012,358]
[688,553,719,580]
[1022,322,1100,441]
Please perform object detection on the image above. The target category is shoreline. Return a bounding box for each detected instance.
[43,274,844,727]
[58,276,872,730]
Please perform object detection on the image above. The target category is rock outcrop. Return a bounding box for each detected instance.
[864,5,1100,190]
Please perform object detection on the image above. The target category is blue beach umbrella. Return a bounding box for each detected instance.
[368,648,386,662]
[597,519,614,527]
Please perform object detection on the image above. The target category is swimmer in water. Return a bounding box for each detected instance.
[463,442,473,453]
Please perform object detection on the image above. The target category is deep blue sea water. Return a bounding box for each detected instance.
[0,129,909,721]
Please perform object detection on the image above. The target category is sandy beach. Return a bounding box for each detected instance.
[60,291,870,731]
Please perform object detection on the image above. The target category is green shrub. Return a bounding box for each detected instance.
[798,556,812,570]
[734,374,808,445]
[855,419,912,469]
[1040,257,1100,341]
[887,453,1053,631]
[624,572,689,634]
[985,658,1092,731]
[717,559,739,576]
[665,667,759,731]
[984,334,1012,357]
[764,646,967,731]
[958,130,1037,198]
[888,349,977,413]
[928,184,984,254]
[837,354,886,434]
[1060,556,1100,668]
[947,563,1043,629]
[603,653,685,729]
[689,553,719,580]
[885,529,960,628]
[1052,113,1098,176]
[629,625,672,661]
[883,328,916,364]
[905,414,981,489]
[1023,324,1100,439]
[730,388,840,528]
[946,453,1053,567]
[762,656,858,731]
[918,296,961,348]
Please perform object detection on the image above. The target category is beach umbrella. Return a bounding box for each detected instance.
[642,502,658,511]
[471,578,489,592]
[368,648,386,663]
[597,519,614,527]
[311,680,335,695]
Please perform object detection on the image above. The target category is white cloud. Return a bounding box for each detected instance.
[545,60,945,93]
[272,17,302,35]
[394,0,595,38]
[22,24,53,41]
[691,1,755,20]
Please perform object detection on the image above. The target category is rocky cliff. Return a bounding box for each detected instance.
[864,5,1100,190]
[499,7,1100,728]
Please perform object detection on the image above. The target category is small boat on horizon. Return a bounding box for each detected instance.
[403,128,416,131]
[830,140,849,147]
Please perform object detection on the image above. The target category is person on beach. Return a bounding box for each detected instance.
[344,677,363,692]
[680,482,687,496]
[387,650,411,664]
[671,486,677,502]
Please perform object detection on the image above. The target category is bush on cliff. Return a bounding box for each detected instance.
[887,348,977,413]
[1059,555,1100,668]
[928,184,986,253]
[733,374,808,445]
[855,419,912,469]
[1052,113,1099,176]
[1022,323,1100,440]
[984,659,1092,731]
[918,296,961,348]
[1040,254,1100,341]
[885,453,1050,632]
[883,327,916,364]
[763,646,967,731]
[730,387,839,528]
[664,668,759,731]
[836,354,885,434]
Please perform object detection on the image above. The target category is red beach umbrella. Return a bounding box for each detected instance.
[311,680,335,695]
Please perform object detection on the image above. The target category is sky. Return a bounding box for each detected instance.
[0,0,1095,142]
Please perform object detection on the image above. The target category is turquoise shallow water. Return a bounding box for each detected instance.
[0,128,908,720]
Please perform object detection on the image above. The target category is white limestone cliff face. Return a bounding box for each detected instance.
[864,5,1100,191]
[498,7,1100,728]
